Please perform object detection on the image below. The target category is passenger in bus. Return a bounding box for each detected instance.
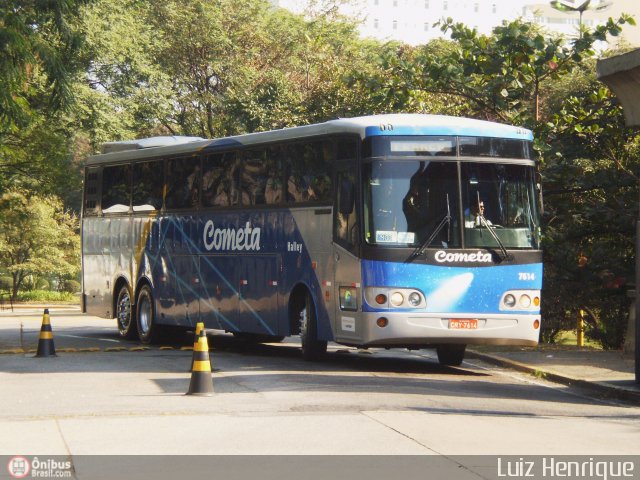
[265,175,282,204]
[309,174,330,201]
[287,175,307,202]
[186,164,201,206]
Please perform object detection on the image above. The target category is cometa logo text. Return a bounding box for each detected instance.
[434,250,492,263]
[203,221,261,252]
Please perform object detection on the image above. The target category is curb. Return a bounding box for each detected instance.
[467,349,640,404]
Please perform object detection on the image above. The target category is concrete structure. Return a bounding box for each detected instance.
[272,0,640,47]
[597,48,640,383]
[597,49,640,126]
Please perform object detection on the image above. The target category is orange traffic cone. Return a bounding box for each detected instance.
[35,309,56,357]
[186,328,214,396]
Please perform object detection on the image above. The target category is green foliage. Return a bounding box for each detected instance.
[62,279,81,294]
[0,2,87,205]
[74,0,384,144]
[0,276,11,291]
[0,0,87,130]
[540,62,639,349]
[0,190,80,301]
[421,15,634,126]
[16,290,77,303]
[0,114,84,207]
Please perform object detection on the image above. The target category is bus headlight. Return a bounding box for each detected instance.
[390,292,404,306]
[365,288,425,309]
[504,294,516,308]
[408,292,422,307]
[500,290,540,311]
[519,294,531,308]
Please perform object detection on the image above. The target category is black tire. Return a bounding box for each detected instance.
[300,292,327,361]
[436,344,466,366]
[136,285,159,344]
[116,284,137,339]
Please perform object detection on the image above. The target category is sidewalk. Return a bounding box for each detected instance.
[467,345,640,403]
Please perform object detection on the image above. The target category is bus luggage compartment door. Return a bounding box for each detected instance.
[237,254,280,336]
[199,255,239,332]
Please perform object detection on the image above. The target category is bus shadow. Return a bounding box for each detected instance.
[148,369,611,410]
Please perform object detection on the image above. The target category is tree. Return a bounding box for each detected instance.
[540,67,640,348]
[0,191,80,301]
[362,15,634,128]
[72,0,387,144]
[0,0,88,130]
[0,1,89,207]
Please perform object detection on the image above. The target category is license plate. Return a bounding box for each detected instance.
[448,319,478,330]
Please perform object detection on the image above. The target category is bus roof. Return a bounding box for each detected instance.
[86,114,533,165]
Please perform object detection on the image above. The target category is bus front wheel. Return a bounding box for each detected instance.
[116,285,137,339]
[299,293,327,361]
[136,285,158,344]
[436,344,466,366]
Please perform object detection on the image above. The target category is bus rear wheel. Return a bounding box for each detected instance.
[136,285,159,344]
[299,293,327,361]
[116,285,137,339]
[436,344,466,366]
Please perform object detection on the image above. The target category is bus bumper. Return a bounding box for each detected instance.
[354,312,540,347]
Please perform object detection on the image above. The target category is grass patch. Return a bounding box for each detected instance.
[13,290,79,304]
[555,330,602,349]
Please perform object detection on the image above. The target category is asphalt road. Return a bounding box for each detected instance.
[0,308,639,476]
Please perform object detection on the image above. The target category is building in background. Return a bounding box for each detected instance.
[522,0,640,47]
[272,0,639,47]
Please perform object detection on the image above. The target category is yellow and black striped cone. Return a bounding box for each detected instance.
[189,322,205,372]
[35,309,57,357]
[186,328,213,396]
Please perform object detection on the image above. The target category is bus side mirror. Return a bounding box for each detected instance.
[339,179,354,215]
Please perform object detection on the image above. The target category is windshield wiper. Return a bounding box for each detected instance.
[476,215,512,262]
[406,194,451,263]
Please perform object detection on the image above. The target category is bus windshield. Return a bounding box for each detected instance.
[363,160,540,250]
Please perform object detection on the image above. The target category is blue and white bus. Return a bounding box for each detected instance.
[81,114,542,366]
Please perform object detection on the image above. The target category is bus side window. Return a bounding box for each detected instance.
[286,141,332,204]
[166,157,201,209]
[132,160,163,211]
[102,164,131,214]
[303,141,332,202]
[227,152,241,206]
[335,170,358,250]
[84,167,100,215]
[242,149,269,206]
[336,136,357,161]
[285,143,306,203]
[264,145,283,205]
[202,153,225,208]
